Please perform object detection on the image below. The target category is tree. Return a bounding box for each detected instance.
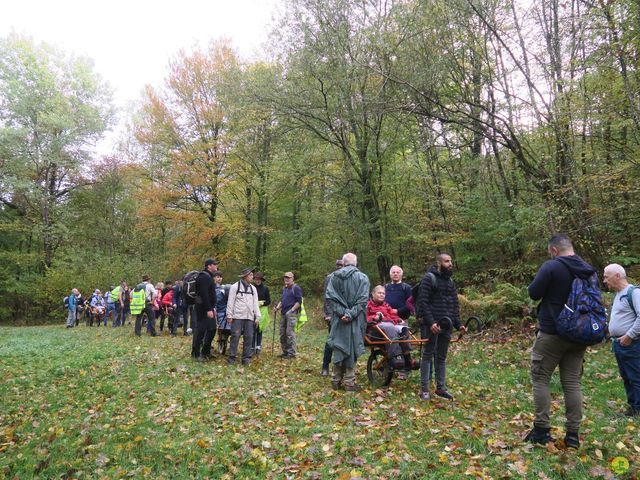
[0,34,113,271]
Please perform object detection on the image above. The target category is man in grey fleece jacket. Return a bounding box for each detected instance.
[604,263,640,417]
[226,267,261,366]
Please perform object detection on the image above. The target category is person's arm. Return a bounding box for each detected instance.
[226,283,237,320]
[621,288,640,345]
[263,286,271,307]
[417,275,435,327]
[366,303,380,324]
[287,286,302,314]
[253,286,261,322]
[528,261,552,300]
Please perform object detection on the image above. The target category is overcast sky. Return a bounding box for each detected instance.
[1,0,282,153]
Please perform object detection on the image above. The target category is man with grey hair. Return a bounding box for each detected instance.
[325,252,370,391]
[603,263,640,417]
[385,265,413,321]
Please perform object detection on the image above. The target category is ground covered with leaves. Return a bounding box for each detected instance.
[0,323,638,479]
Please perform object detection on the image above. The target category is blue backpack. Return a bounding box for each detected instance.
[555,264,606,346]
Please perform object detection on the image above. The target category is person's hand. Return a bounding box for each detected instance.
[172,304,177,309]
[207,310,214,319]
[259,300,265,307]
[430,323,441,334]
[391,308,398,315]
[620,334,632,346]
[341,315,351,323]
[460,325,468,334]
[376,312,383,321]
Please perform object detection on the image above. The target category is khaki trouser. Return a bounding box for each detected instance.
[332,362,357,387]
[280,311,297,356]
[530,332,586,432]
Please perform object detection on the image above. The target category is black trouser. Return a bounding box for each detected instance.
[135,304,156,336]
[322,324,333,370]
[192,307,215,358]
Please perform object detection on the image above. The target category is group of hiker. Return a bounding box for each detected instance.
[63,234,640,451]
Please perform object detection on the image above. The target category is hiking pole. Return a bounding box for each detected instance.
[271,309,277,356]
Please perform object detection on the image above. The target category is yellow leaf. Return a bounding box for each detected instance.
[197,439,207,448]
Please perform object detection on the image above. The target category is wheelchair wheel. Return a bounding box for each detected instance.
[465,316,482,333]
[367,349,393,388]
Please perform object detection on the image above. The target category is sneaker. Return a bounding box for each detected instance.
[564,431,580,449]
[624,407,640,417]
[344,384,362,392]
[434,389,454,400]
[321,368,329,377]
[419,391,430,401]
[524,426,553,445]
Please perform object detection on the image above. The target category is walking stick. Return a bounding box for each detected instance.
[271,309,277,356]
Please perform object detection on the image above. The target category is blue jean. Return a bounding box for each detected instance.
[613,339,640,413]
[105,302,115,326]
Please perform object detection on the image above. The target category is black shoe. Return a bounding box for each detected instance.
[524,426,553,445]
[624,407,640,417]
[344,384,362,392]
[564,431,580,449]
[434,389,454,400]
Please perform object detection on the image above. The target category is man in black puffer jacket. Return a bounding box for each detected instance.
[191,258,218,361]
[416,253,466,401]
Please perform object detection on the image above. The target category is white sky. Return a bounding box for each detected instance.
[1,0,282,154]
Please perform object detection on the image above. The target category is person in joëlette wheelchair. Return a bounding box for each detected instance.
[366,285,414,380]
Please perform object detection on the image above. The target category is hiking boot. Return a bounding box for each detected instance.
[419,391,430,401]
[344,384,362,392]
[227,358,236,366]
[624,407,640,417]
[434,389,454,400]
[564,431,580,449]
[331,381,341,391]
[321,368,329,377]
[524,426,553,445]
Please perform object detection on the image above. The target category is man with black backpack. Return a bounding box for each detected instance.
[525,234,601,449]
[191,258,218,361]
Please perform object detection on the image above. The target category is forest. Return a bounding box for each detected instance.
[1,0,639,323]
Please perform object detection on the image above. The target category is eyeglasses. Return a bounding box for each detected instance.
[283,276,293,279]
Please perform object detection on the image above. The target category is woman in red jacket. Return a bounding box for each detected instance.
[367,285,413,379]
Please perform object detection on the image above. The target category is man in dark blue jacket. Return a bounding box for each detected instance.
[525,234,596,449]
[417,253,466,401]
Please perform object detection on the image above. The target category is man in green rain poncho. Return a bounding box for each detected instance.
[326,252,370,392]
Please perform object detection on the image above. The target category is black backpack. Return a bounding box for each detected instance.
[413,272,437,303]
[63,296,69,308]
[182,271,200,305]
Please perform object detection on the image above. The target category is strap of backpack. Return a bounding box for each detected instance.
[626,285,637,316]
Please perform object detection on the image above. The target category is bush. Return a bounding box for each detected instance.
[458,282,535,326]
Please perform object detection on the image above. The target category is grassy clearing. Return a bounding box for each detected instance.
[0,322,638,479]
